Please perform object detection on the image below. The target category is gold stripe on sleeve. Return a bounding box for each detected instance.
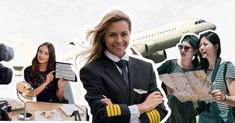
[152,109,160,123]
[146,111,153,123]
[149,110,157,123]
[106,104,122,117]
[110,105,114,116]
[106,105,111,117]
[155,109,160,122]
[113,104,117,116]
[116,105,121,116]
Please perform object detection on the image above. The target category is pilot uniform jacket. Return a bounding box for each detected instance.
[80,55,168,123]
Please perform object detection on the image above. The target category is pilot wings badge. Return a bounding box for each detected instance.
[133,88,148,94]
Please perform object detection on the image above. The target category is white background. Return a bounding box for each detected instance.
[1,0,235,66]
[0,0,235,122]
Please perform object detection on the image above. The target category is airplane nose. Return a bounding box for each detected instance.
[210,23,216,30]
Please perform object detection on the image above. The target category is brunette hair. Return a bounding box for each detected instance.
[198,30,221,69]
[180,34,199,68]
[31,42,56,82]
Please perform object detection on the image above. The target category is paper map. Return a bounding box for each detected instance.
[159,70,214,102]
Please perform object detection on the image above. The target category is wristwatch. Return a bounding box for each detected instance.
[223,95,227,101]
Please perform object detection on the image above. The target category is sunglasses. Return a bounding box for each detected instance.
[178,45,192,52]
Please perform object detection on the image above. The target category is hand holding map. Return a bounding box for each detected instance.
[159,70,214,102]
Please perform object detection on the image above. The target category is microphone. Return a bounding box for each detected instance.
[0,43,14,84]
[0,43,14,62]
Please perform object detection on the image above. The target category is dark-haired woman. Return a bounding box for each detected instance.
[24,42,68,103]
[198,30,235,123]
[157,33,200,123]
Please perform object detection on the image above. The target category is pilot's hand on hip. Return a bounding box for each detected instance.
[101,95,113,105]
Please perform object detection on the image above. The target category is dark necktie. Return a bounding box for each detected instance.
[116,60,129,86]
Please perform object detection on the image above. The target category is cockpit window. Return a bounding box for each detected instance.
[195,19,206,25]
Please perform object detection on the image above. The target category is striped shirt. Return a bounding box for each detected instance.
[208,61,235,112]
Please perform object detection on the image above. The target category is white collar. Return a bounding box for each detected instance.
[104,50,129,62]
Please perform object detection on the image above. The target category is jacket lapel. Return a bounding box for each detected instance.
[128,57,139,104]
[102,56,129,103]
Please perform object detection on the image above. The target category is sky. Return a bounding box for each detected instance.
[1,0,235,67]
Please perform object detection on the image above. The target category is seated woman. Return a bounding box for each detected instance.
[24,42,69,103]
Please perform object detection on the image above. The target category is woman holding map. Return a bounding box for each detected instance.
[157,33,200,123]
[198,30,235,123]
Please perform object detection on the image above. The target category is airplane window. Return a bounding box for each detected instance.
[195,19,206,25]
[199,19,206,23]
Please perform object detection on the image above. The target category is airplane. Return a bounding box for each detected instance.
[130,18,216,63]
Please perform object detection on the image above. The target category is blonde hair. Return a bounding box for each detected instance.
[85,10,132,64]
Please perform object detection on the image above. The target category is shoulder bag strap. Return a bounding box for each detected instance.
[211,57,221,82]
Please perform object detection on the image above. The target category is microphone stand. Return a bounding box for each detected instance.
[71,110,81,121]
